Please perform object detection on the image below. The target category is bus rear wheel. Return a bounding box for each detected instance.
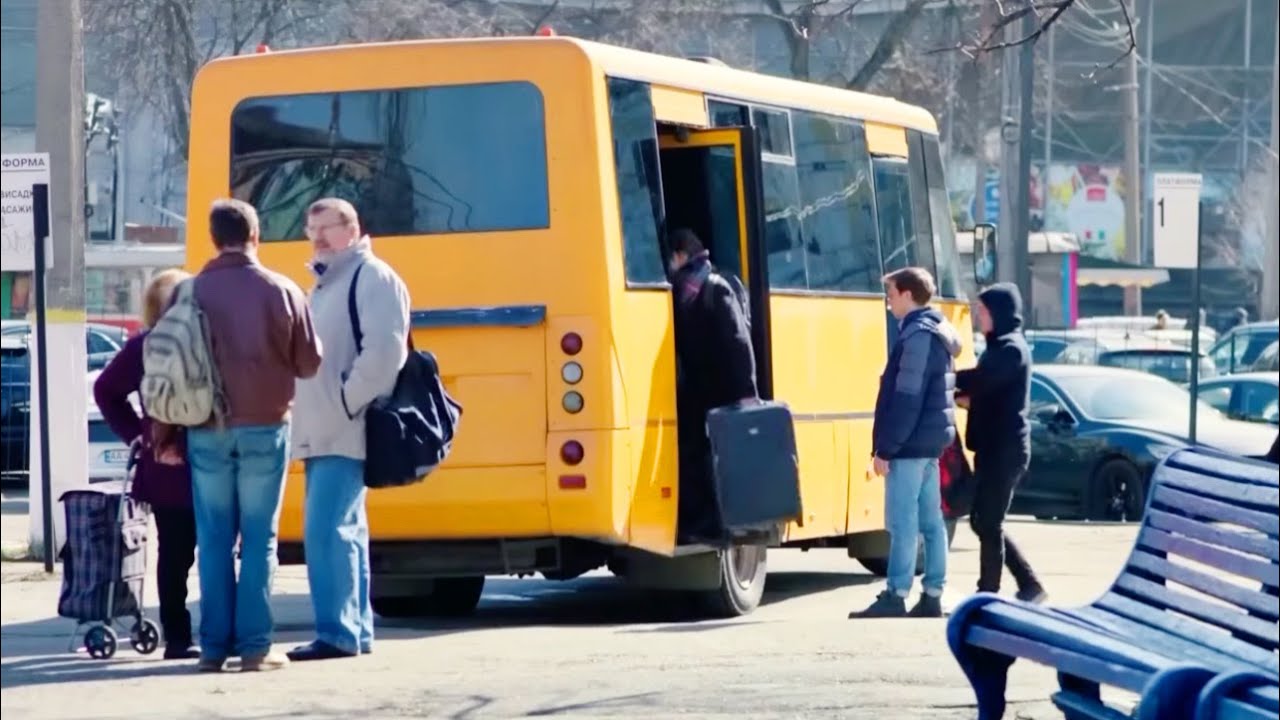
[697,544,768,618]
[371,576,486,618]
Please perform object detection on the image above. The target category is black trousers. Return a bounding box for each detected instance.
[153,506,197,648]
[969,448,1040,594]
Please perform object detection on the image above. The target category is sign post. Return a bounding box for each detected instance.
[1152,172,1204,443]
[32,184,55,573]
[1,153,53,272]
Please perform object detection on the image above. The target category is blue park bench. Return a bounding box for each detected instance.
[946,448,1279,720]
[1195,670,1279,720]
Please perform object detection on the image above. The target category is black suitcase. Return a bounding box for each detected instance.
[705,401,803,537]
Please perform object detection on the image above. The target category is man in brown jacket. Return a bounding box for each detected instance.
[186,199,321,672]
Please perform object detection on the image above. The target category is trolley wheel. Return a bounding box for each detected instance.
[85,625,118,660]
[130,619,161,655]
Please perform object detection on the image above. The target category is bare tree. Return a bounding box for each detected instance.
[754,0,930,89]
[86,0,340,162]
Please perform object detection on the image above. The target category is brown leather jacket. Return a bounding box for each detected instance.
[192,251,322,426]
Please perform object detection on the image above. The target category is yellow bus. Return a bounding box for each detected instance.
[186,36,984,618]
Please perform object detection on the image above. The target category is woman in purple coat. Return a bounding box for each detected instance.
[93,269,198,660]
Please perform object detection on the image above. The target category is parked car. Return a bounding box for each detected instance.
[1,338,30,478]
[1097,347,1216,385]
[1196,373,1279,426]
[0,347,127,484]
[1208,320,1279,375]
[1,320,123,370]
[85,370,133,486]
[1026,331,1107,365]
[1014,365,1275,522]
[1250,340,1279,373]
[1,320,128,355]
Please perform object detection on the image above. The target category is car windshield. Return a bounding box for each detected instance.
[1055,373,1224,421]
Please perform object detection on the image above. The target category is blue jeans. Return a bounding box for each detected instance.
[187,423,290,660]
[885,457,948,598]
[303,456,372,655]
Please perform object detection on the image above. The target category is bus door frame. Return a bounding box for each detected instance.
[657,126,774,400]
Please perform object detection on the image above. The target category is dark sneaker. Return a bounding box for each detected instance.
[240,650,289,672]
[164,645,201,660]
[1016,585,1048,605]
[286,641,358,662]
[848,590,907,619]
[908,593,944,618]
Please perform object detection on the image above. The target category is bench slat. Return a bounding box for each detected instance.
[1158,466,1280,510]
[1092,593,1280,674]
[1151,486,1280,536]
[1145,509,1280,561]
[1112,575,1280,647]
[1216,699,1277,720]
[1137,527,1280,588]
[1068,606,1274,671]
[1243,684,1280,711]
[1126,550,1280,619]
[1167,450,1280,487]
[979,603,1171,669]
[966,626,1153,693]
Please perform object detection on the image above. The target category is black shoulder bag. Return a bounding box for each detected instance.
[348,264,463,488]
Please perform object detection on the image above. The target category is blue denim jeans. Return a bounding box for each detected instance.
[303,456,372,655]
[885,457,948,598]
[187,423,290,660]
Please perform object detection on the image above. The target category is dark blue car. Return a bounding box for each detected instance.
[1015,365,1275,521]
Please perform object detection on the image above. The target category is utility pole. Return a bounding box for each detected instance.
[1264,26,1279,321]
[997,23,1019,288]
[973,0,998,227]
[1123,44,1143,316]
[1015,4,1035,321]
[29,0,88,560]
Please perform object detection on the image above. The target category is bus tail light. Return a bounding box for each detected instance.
[560,332,583,356]
[558,474,586,490]
[560,440,584,466]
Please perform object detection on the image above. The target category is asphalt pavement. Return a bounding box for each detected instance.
[2,486,1141,720]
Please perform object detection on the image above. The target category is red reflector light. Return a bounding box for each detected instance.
[535,25,557,36]
[560,332,583,356]
[256,43,271,53]
[560,441,584,465]
[558,475,587,490]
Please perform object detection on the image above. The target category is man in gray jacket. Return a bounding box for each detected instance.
[287,198,410,662]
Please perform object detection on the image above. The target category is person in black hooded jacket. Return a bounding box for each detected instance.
[955,283,1046,603]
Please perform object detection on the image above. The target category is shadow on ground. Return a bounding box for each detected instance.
[1,568,878,689]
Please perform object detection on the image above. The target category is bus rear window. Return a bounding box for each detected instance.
[231,81,550,241]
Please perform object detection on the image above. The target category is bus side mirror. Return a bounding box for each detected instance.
[973,223,998,287]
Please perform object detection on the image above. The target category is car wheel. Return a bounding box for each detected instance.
[1085,458,1145,522]
[857,519,957,577]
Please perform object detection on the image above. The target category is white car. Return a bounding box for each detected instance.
[85,370,133,487]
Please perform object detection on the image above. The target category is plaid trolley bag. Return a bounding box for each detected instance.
[57,468,160,659]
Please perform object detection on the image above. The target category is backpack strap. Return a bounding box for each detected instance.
[347,264,365,355]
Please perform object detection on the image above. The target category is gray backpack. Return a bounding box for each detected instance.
[140,280,223,426]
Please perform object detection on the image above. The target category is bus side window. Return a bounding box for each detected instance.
[607,78,667,285]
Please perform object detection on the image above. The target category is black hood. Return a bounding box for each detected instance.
[979,283,1024,337]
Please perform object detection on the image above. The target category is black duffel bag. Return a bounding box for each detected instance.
[348,265,462,489]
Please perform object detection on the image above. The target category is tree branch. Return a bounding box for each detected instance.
[846,0,929,90]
